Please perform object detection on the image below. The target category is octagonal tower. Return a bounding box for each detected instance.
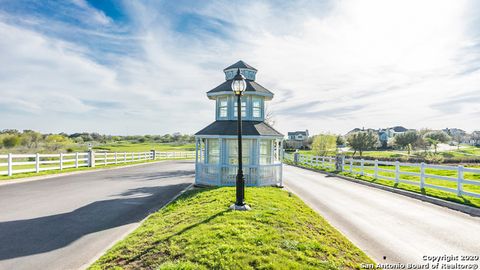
[195,60,284,186]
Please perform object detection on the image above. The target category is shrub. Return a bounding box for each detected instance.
[3,135,20,148]
[423,153,444,164]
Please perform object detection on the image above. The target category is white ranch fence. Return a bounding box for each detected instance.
[0,151,195,177]
[284,153,480,199]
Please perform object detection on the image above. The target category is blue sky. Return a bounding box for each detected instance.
[0,0,479,135]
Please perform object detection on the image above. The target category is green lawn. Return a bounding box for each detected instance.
[0,142,195,155]
[0,159,161,181]
[285,159,480,208]
[339,171,480,209]
[90,187,373,270]
[0,142,196,180]
[298,146,480,160]
[91,142,195,152]
[344,163,480,192]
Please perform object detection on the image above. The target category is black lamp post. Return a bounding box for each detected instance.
[230,68,250,210]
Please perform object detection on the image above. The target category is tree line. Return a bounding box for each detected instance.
[0,129,195,153]
[311,129,452,157]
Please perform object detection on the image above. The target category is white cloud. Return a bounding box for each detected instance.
[0,0,479,135]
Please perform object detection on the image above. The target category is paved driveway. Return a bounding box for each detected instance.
[0,160,194,270]
[283,165,480,264]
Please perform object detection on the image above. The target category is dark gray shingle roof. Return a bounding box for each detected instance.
[224,60,257,71]
[195,121,283,136]
[287,131,307,136]
[391,126,408,132]
[207,80,273,95]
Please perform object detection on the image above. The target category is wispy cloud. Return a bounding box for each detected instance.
[0,0,479,134]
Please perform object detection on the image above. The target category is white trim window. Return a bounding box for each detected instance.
[227,139,250,165]
[252,98,262,118]
[234,100,247,117]
[259,140,272,165]
[207,139,220,164]
[218,98,228,118]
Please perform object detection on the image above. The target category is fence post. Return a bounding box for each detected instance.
[360,159,364,176]
[349,158,353,173]
[335,155,344,172]
[75,152,79,168]
[457,165,464,196]
[151,150,156,160]
[131,152,134,162]
[115,152,118,164]
[104,153,107,166]
[395,161,400,184]
[293,151,299,165]
[59,153,63,170]
[36,153,40,173]
[7,153,13,176]
[374,160,378,179]
[88,150,95,167]
[420,162,425,190]
[124,152,127,163]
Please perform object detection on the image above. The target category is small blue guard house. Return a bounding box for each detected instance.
[195,61,284,186]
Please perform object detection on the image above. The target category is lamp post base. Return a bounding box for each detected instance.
[229,203,251,211]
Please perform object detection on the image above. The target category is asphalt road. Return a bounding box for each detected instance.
[0,160,194,270]
[283,165,480,264]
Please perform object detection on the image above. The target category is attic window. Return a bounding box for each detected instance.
[219,98,228,118]
[252,98,261,118]
[234,101,247,117]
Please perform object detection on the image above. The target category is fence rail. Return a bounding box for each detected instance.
[285,153,480,199]
[0,151,195,177]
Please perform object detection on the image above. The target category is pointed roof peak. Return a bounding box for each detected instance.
[224,60,257,71]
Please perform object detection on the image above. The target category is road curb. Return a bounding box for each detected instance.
[0,160,193,187]
[80,183,194,270]
[286,164,480,217]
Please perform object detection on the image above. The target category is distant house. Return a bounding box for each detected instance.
[346,126,411,149]
[442,128,467,143]
[385,126,408,138]
[286,130,309,149]
[443,128,466,137]
[469,131,480,146]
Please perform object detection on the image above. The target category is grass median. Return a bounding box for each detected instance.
[90,187,373,270]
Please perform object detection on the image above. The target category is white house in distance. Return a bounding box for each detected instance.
[194,61,284,186]
[286,130,310,149]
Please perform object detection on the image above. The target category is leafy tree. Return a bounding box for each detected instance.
[451,133,464,150]
[20,130,42,149]
[3,135,20,148]
[472,131,480,146]
[423,131,450,153]
[312,134,336,156]
[336,136,345,147]
[0,129,20,135]
[335,135,346,153]
[45,134,72,151]
[346,131,380,156]
[393,131,419,152]
[406,143,413,155]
